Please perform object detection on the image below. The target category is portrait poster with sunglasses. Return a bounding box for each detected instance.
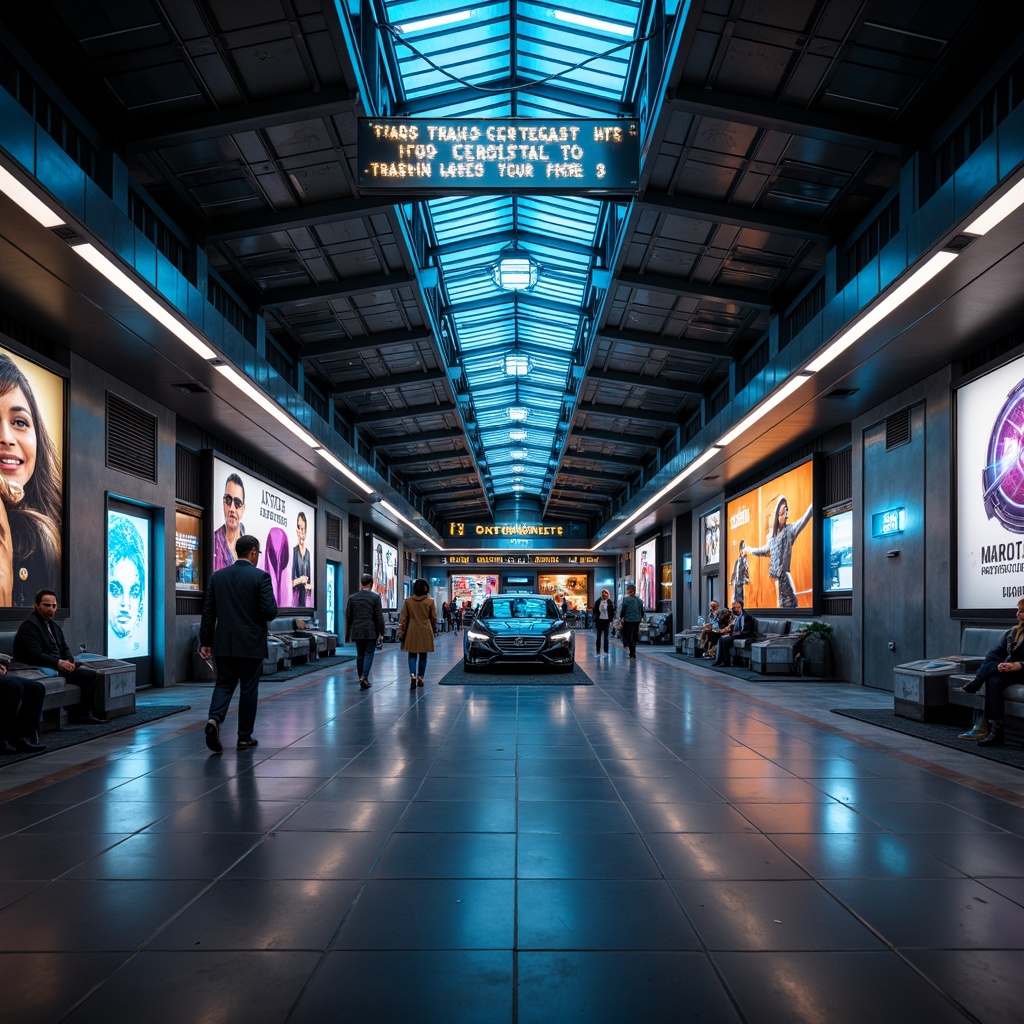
[212,456,316,609]
[0,342,65,608]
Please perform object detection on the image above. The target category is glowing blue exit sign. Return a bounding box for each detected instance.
[871,507,905,537]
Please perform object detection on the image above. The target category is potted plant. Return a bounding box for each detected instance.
[799,620,833,678]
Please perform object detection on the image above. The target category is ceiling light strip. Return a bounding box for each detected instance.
[380,500,445,550]
[0,164,65,227]
[962,176,1024,236]
[717,373,813,447]
[316,448,376,495]
[212,364,319,447]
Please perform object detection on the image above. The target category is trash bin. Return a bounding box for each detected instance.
[893,659,956,722]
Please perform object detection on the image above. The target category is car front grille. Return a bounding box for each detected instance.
[494,636,546,654]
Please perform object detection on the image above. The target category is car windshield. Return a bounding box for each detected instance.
[480,598,559,619]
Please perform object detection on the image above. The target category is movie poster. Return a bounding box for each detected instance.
[634,537,658,610]
[450,574,497,606]
[107,508,150,659]
[212,456,316,609]
[726,460,815,611]
[370,534,399,610]
[957,353,1024,608]
[0,343,65,608]
[701,509,720,569]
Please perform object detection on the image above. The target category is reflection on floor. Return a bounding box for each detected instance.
[1,637,1022,1023]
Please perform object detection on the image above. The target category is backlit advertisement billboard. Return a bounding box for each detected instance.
[726,460,815,611]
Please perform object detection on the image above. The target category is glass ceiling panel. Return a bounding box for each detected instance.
[379,0,644,511]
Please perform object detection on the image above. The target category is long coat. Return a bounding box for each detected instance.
[399,594,437,653]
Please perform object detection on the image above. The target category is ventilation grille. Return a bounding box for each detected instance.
[326,512,341,549]
[175,445,202,505]
[824,448,852,506]
[107,393,157,480]
[885,408,911,450]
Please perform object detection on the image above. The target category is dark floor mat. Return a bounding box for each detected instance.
[438,663,593,685]
[667,651,835,683]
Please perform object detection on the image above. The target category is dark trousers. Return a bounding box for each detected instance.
[64,664,99,715]
[980,661,1024,721]
[595,619,611,652]
[207,656,263,738]
[621,621,640,657]
[407,652,428,678]
[0,674,45,740]
[354,639,378,680]
[714,633,755,666]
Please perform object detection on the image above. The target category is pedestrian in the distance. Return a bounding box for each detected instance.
[399,578,437,689]
[618,584,646,660]
[346,572,385,689]
[591,589,616,655]
[200,534,277,752]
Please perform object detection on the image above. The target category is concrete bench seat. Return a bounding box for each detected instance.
[943,627,1024,728]
[732,619,792,667]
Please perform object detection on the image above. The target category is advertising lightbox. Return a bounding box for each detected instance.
[371,535,399,611]
[107,509,150,659]
[726,460,816,611]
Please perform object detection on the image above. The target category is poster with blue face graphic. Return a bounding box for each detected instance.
[107,510,150,659]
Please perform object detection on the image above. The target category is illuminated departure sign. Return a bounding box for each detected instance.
[434,555,605,566]
[358,119,639,193]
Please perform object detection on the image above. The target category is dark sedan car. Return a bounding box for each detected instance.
[463,595,575,673]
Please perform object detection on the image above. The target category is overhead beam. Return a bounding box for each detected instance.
[564,449,648,467]
[565,427,659,448]
[586,367,703,397]
[614,269,773,309]
[373,427,466,446]
[444,294,585,318]
[596,327,731,360]
[387,451,472,470]
[575,401,680,425]
[301,328,434,358]
[640,191,827,242]
[262,271,417,307]
[206,197,396,242]
[430,229,596,260]
[330,369,446,396]
[669,86,902,155]
[355,403,457,426]
[127,86,357,152]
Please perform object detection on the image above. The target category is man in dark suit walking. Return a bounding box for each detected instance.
[713,600,759,667]
[200,534,277,752]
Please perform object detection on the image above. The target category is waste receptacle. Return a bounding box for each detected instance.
[893,659,956,721]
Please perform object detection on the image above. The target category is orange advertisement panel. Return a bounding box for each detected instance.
[726,460,815,611]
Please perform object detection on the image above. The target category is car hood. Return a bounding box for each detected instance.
[477,619,562,636]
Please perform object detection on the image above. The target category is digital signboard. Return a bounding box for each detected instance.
[358,119,639,193]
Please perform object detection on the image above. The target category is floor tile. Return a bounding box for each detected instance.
[769,832,966,879]
[647,832,809,880]
[0,952,130,1024]
[517,833,662,879]
[372,832,515,878]
[517,799,637,833]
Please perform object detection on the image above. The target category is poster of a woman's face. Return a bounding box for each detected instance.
[0,345,64,608]
[107,510,149,658]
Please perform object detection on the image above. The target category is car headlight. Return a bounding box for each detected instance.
[466,628,490,643]
[549,629,572,643]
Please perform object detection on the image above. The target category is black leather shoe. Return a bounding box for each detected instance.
[978,724,1005,747]
[236,736,259,749]
[359,677,371,689]
[960,677,984,694]
[13,737,45,753]
[205,718,223,753]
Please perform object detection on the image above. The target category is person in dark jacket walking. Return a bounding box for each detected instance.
[618,585,646,659]
[591,589,616,654]
[199,534,277,752]
[346,572,385,689]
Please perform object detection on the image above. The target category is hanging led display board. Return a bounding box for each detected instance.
[358,118,639,193]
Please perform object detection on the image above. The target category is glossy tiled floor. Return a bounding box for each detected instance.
[1,637,1023,1023]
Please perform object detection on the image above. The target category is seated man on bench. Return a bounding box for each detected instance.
[14,589,104,724]
[0,656,45,753]
[713,601,759,667]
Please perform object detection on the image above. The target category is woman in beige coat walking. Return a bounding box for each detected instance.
[399,578,437,688]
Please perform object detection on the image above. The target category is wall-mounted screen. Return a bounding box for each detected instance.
[371,535,399,611]
[823,507,853,593]
[175,507,202,592]
[325,563,336,634]
[726,460,816,611]
[634,537,658,610]
[0,343,65,607]
[701,510,720,569]
[107,509,150,659]
[660,563,672,604]
[212,456,316,609]
[537,574,588,610]
[450,574,497,606]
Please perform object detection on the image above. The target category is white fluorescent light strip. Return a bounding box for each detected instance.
[396,10,471,34]
[591,447,720,551]
[717,373,812,447]
[807,250,958,374]
[553,10,634,37]
[963,176,1024,236]
[381,500,445,551]
[315,448,376,495]
[213,364,319,448]
[71,242,219,360]
[0,165,64,227]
